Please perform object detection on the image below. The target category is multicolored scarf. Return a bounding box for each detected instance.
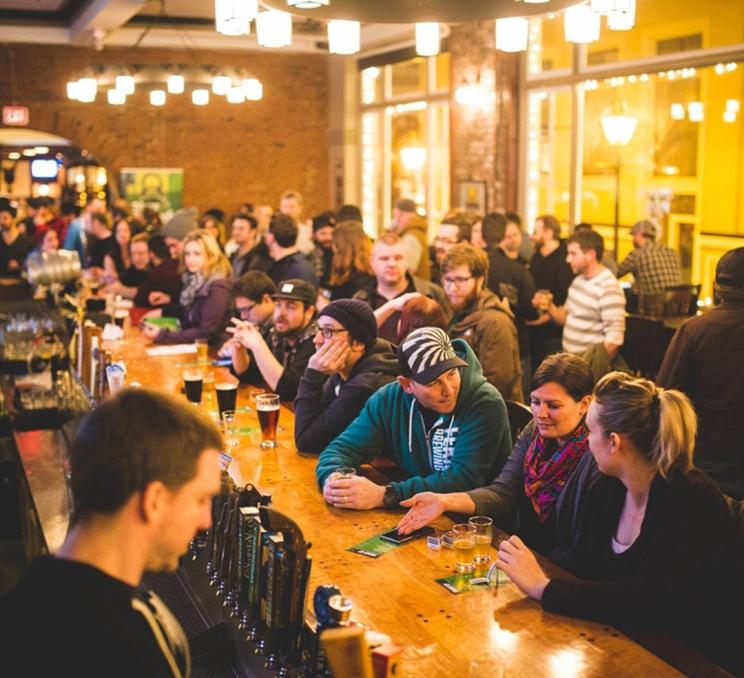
[523,423,589,523]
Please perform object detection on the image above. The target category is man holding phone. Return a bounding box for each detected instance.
[317,327,511,511]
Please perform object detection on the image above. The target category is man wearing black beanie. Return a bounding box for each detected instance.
[294,298,399,455]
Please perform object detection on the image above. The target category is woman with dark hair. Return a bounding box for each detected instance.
[398,352,598,562]
[103,217,134,282]
[325,221,375,300]
[496,372,743,674]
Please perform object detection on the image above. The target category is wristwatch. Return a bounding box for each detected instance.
[382,484,399,509]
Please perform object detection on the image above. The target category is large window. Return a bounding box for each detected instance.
[360,52,450,237]
[523,1,744,294]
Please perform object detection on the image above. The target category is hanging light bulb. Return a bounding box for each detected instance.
[77,78,98,103]
[328,20,360,54]
[601,113,638,145]
[687,101,704,122]
[107,89,126,105]
[670,103,685,120]
[167,75,185,94]
[192,89,210,106]
[227,86,245,103]
[256,10,292,48]
[287,0,329,8]
[150,90,166,106]
[212,76,232,95]
[214,0,257,36]
[115,75,135,95]
[608,0,636,30]
[242,78,263,100]
[400,147,427,172]
[66,81,81,101]
[415,22,440,56]
[495,17,529,52]
[564,5,601,44]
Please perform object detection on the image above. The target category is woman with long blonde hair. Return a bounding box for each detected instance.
[326,221,375,301]
[143,229,232,344]
[495,372,743,673]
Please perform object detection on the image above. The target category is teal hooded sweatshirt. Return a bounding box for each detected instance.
[316,339,512,500]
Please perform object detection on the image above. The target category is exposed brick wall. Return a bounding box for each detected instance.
[449,23,519,212]
[0,43,330,216]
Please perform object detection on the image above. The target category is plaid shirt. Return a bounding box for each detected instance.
[617,243,681,294]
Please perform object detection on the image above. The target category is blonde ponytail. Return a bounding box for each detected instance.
[593,372,698,477]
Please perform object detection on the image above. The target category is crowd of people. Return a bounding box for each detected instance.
[1,189,743,675]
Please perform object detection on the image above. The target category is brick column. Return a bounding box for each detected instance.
[449,23,520,212]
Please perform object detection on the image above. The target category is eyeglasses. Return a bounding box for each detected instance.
[442,275,474,288]
[317,327,349,339]
[236,302,256,318]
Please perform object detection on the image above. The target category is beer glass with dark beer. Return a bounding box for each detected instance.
[256,393,280,448]
[215,382,238,417]
[183,369,203,405]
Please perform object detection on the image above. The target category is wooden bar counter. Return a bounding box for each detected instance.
[100,329,687,678]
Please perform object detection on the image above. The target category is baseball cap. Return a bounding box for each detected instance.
[395,198,417,213]
[398,327,467,384]
[271,279,317,307]
[715,248,744,288]
[631,220,659,240]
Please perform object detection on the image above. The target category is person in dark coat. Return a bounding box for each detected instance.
[133,235,182,309]
[143,230,232,345]
[294,299,399,454]
[265,213,318,288]
[495,372,744,675]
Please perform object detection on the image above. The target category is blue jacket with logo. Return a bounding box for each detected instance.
[315,339,511,500]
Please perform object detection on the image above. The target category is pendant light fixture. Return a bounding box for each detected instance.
[415,22,440,56]
[328,20,360,55]
[495,17,529,52]
[564,4,601,44]
[214,0,257,36]
[256,10,292,48]
[287,0,329,8]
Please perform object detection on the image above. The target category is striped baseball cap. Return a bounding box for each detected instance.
[399,327,467,384]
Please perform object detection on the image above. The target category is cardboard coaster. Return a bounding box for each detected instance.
[435,567,510,594]
[348,534,400,559]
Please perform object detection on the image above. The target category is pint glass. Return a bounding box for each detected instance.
[256,394,280,448]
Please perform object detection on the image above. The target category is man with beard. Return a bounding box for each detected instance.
[228,278,318,401]
[309,211,336,287]
[0,388,222,677]
[430,216,471,283]
[443,243,522,402]
[317,327,511,509]
[354,233,447,344]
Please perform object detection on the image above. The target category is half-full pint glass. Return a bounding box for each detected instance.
[256,393,280,448]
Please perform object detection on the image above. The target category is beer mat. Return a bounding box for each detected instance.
[143,316,181,331]
[348,534,400,559]
[176,358,233,368]
[146,344,197,357]
[435,568,510,595]
[238,426,260,435]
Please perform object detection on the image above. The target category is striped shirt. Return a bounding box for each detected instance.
[563,267,626,353]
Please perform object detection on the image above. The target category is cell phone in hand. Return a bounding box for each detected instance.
[379,526,434,545]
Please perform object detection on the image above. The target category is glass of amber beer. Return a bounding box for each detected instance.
[468,516,493,564]
[256,394,280,448]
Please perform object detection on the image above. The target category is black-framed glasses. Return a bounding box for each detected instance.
[236,302,256,318]
[317,327,349,339]
[442,275,474,288]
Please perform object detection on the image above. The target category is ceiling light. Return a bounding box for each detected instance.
[687,101,704,122]
[607,0,636,30]
[150,90,166,106]
[400,147,426,172]
[564,5,600,43]
[415,22,440,56]
[115,75,135,95]
[328,20,360,54]
[670,103,685,120]
[192,89,210,106]
[167,75,185,94]
[723,110,737,123]
[22,149,37,157]
[242,78,263,100]
[287,0,329,8]
[66,81,81,100]
[107,89,126,105]
[215,0,257,36]
[726,99,740,114]
[226,86,245,103]
[33,146,50,154]
[495,17,529,52]
[8,152,20,160]
[212,75,232,95]
[601,113,637,146]
[77,78,98,103]
[590,0,631,15]
[256,10,292,48]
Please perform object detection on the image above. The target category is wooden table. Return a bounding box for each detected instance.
[105,329,684,677]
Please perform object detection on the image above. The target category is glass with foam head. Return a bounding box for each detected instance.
[256,393,280,448]
[468,516,493,564]
[451,523,477,573]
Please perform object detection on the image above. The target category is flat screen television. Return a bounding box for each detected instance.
[30,159,58,180]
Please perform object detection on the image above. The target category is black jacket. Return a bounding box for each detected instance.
[543,470,744,674]
[294,338,399,454]
[268,251,319,288]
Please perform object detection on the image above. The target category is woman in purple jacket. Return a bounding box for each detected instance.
[143,230,232,345]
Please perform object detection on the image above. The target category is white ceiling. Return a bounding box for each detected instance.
[0,129,72,146]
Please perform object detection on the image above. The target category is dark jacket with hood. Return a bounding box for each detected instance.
[316,339,512,501]
[467,420,603,566]
[448,289,523,402]
[294,338,399,454]
[155,276,232,345]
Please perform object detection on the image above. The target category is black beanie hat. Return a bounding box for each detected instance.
[318,298,377,349]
